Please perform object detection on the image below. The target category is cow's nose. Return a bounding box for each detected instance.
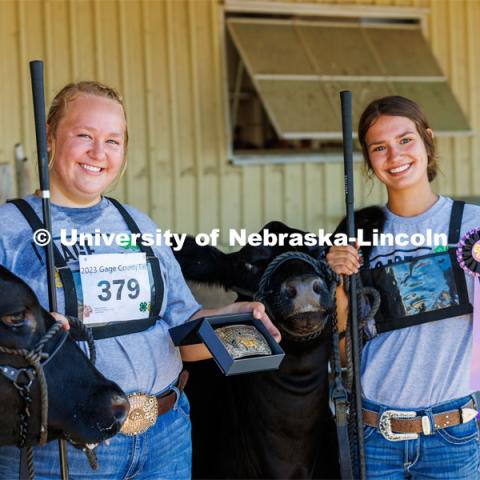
[111,394,130,425]
[283,276,323,306]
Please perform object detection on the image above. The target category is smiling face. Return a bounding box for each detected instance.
[365,115,432,195]
[48,94,126,207]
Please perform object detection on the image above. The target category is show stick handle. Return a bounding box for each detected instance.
[29,60,49,192]
[29,59,69,480]
[340,90,355,242]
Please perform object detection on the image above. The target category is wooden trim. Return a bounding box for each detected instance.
[254,74,446,83]
[231,152,364,166]
[165,0,180,231]
[93,0,103,79]
[141,0,153,215]
[279,130,475,140]
[68,0,78,78]
[188,0,201,232]
[218,2,234,162]
[227,17,422,29]
[224,1,429,20]
[282,132,347,140]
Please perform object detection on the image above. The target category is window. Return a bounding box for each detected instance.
[224,2,471,165]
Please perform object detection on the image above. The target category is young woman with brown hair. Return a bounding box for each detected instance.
[327,96,480,479]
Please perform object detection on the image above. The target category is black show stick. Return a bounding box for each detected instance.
[340,90,366,480]
[29,60,69,480]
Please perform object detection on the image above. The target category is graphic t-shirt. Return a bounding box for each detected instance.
[361,196,480,408]
[0,195,201,395]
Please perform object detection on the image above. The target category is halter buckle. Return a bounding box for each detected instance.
[12,368,35,390]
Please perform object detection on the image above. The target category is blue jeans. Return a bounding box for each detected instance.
[363,395,480,479]
[0,391,191,480]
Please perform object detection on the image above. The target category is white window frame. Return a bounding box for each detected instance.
[220,0,438,166]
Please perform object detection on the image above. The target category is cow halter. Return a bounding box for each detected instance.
[253,251,340,343]
[0,321,67,448]
[0,317,96,447]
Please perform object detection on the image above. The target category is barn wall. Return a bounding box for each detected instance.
[0,0,478,245]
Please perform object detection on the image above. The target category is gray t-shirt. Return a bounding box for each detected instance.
[0,196,201,395]
[361,195,479,408]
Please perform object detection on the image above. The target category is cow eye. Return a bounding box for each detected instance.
[1,311,26,328]
[244,263,256,272]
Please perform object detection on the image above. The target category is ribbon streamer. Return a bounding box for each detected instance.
[456,228,480,390]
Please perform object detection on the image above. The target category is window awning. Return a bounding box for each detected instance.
[227,18,471,139]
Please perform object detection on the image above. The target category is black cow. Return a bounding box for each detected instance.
[175,208,385,479]
[0,265,129,448]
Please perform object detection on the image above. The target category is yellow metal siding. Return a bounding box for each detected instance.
[0,0,478,243]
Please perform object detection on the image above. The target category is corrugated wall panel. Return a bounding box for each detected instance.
[167,1,198,234]
[0,0,478,246]
[0,2,20,168]
[141,0,173,229]
[283,164,304,229]
[263,164,284,225]
[94,0,125,200]
[466,0,480,194]
[188,0,219,234]
[446,1,469,198]
[70,0,97,80]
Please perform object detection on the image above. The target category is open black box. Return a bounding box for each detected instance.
[169,312,285,376]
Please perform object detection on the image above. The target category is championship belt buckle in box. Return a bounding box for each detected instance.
[214,324,272,359]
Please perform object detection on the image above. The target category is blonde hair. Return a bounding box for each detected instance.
[47,81,128,179]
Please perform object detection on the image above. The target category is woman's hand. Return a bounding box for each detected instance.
[326,245,360,276]
[217,301,281,343]
[50,312,70,331]
[326,245,361,366]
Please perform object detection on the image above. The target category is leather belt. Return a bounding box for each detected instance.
[121,370,189,436]
[363,400,478,442]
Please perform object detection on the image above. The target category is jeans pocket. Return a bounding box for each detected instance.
[177,392,191,419]
[437,419,479,445]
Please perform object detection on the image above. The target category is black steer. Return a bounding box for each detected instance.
[0,265,129,448]
[176,223,338,479]
[174,208,385,479]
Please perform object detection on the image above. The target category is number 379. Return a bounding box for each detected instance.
[97,279,140,301]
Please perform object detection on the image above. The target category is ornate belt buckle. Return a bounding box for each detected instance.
[378,410,419,442]
[215,324,272,359]
[120,393,157,436]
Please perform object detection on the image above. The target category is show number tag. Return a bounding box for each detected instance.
[79,253,151,326]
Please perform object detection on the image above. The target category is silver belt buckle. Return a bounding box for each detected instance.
[378,410,419,442]
[120,393,158,436]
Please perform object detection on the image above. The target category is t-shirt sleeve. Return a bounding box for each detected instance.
[122,204,202,327]
[158,244,202,327]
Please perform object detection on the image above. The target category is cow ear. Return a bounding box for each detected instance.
[260,221,290,235]
[173,236,230,287]
[333,206,386,261]
[333,206,385,236]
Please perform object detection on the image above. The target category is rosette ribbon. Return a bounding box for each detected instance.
[456,228,480,391]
